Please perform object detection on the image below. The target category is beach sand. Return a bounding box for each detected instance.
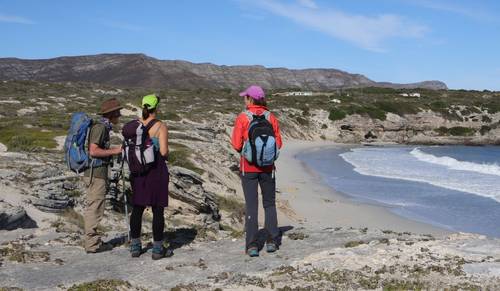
[274,140,451,237]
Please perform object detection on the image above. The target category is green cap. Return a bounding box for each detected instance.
[142,94,159,109]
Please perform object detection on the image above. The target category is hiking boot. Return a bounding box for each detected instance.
[86,242,113,254]
[130,239,142,258]
[266,242,278,253]
[152,242,166,260]
[247,246,259,257]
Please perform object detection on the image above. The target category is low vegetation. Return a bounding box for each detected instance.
[0,80,498,155]
[67,279,142,291]
[434,126,476,136]
[216,195,245,223]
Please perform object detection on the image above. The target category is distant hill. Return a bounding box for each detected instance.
[0,53,448,90]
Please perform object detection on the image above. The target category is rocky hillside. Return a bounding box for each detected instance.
[0,54,448,90]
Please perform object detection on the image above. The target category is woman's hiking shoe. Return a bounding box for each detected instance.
[130,239,142,258]
[247,247,259,257]
[266,242,278,253]
[152,242,166,260]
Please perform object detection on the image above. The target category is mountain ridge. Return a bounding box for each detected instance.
[0,53,448,90]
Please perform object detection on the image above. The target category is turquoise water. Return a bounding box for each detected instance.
[299,146,500,237]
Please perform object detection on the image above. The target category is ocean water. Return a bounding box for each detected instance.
[299,145,500,237]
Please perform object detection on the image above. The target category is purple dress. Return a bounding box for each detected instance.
[131,145,169,207]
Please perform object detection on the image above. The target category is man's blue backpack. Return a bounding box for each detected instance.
[64,112,103,174]
[242,110,279,167]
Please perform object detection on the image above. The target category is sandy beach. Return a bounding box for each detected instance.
[275,140,451,237]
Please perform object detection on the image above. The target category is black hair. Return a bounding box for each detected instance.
[142,105,156,120]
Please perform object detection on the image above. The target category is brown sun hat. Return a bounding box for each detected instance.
[99,98,123,115]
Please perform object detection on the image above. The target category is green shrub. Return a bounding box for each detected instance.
[449,127,475,136]
[328,109,347,121]
[485,103,500,114]
[68,279,133,291]
[429,101,448,111]
[435,126,475,136]
[374,101,418,116]
[434,127,449,135]
[0,127,63,152]
[367,107,387,121]
[480,125,491,135]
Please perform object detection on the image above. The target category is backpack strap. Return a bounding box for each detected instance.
[244,110,254,122]
[152,122,162,138]
[263,111,271,121]
[244,110,271,121]
[144,119,159,133]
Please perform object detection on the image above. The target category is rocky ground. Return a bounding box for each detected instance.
[1,222,500,290]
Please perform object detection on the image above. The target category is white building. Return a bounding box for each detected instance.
[286,91,313,96]
[399,92,421,98]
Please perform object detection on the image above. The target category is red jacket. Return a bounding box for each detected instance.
[231,105,283,173]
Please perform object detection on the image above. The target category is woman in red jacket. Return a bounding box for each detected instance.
[231,85,283,257]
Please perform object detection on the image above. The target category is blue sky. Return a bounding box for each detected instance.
[1,0,499,90]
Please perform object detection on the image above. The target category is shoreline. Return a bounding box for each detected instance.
[275,140,452,237]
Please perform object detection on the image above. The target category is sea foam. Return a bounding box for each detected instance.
[340,147,500,203]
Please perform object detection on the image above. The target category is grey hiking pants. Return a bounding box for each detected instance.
[241,172,279,250]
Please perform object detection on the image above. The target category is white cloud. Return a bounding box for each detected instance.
[253,0,428,52]
[0,13,35,24]
[297,0,317,9]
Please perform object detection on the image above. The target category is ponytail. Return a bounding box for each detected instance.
[141,94,160,120]
[142,105,150,120]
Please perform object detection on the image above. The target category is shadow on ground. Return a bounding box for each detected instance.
[254,225,294,250]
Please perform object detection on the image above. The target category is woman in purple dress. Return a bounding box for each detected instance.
[129,94,169,260]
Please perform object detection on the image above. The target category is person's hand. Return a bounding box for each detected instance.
[112,146,122,155]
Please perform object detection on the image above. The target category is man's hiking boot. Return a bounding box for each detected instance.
[86,242,113,254]
[152,241,166,260]
[266,241,278,253]
[130,239,142,258]
[247,246,259,257]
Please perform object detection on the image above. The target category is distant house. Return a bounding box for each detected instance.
[399,92,421,98]
[286,91,313,96]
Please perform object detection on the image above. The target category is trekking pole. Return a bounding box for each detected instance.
[122,173,130,242]
[119,153,130,242]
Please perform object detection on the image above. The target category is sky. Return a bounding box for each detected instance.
[1,0,499,90]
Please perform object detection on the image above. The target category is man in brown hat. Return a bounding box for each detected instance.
[84,98,123,253]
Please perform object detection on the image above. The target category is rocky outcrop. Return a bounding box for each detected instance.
[291,109,500,145]
[31,175,75,213]
[0,54,447,90]
[169,166,220,222]
[0,200,36,230]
